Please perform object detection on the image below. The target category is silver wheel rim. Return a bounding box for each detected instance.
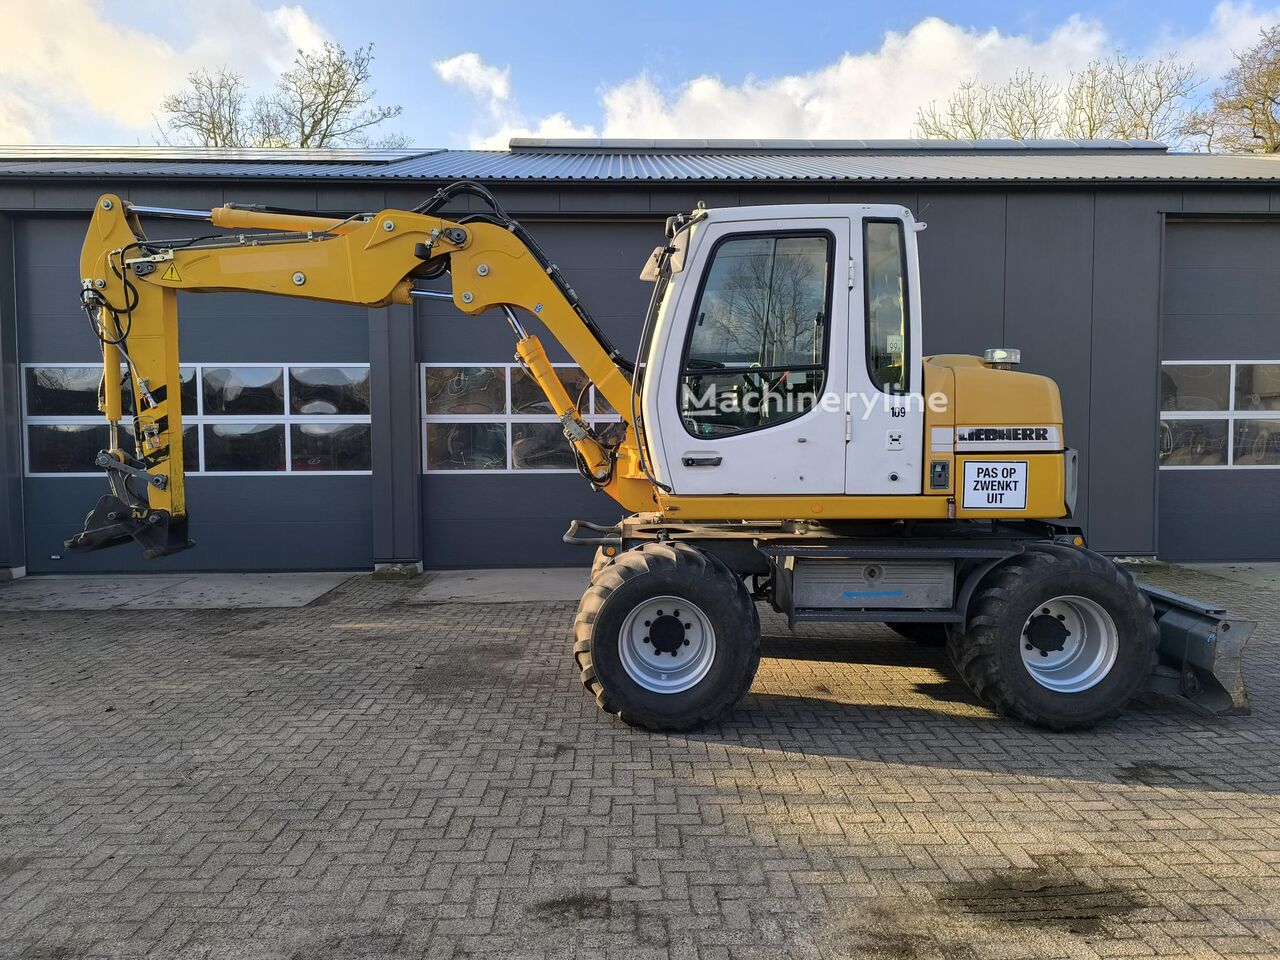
[1020,595,1120,693]
[618,595,716,694]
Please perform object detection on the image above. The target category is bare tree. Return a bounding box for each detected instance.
[1196,26,1280,153]
[991,70,1061,139]
[918,56,1201,145]
[1062,61,1119,139]
[917,73,1061,141]
[160,42,407,148]
[916,79,996,139]
[159,67,251,147]
[1106,56,1200,142]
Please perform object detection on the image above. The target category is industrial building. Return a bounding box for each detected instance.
[0,138,1276,575]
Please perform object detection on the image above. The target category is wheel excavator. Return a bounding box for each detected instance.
[67,181,1252,731]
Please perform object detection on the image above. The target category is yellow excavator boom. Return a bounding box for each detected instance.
[69,184,656,557]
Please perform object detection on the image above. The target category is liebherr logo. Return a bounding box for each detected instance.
[957,427,1051,443]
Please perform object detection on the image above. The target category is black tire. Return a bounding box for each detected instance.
[589,546,615,582]
[886,622,948,646]
[947,546,1157,731]
[573,542,760,731]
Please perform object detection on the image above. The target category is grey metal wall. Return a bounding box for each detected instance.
[414,185,1184,567]
[4,177,1278,571]
[0,214,25,575]
[1159,218,1280,561]
[13,214,373,573]
[917,187,1174,556]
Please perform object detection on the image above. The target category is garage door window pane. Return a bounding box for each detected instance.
[25,367,105,416]
[290,423,371,470]
[290,366,370,415]
[1232,419,1280,465]
[512,422,574,469]
[203,423,285,471]
[425,367,505,415]
[27,423,106,472]
[181,424,199,472]
[1160,364,1229,411]
[593,388,615,416]
[594,420,627,446]
[426,422,506,470]
[1159,419,1227,465]
[1234,364,1280,411]
[179,367,198,416]
[512,367,590,414]
[202,367,284,415]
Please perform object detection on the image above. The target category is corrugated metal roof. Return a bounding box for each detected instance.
[0,141,1276,183]
[0,145,440,163]
[508,137,1172,153]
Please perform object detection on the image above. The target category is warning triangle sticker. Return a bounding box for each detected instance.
[160,262,181,282]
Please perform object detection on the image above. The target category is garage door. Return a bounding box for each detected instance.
[1159,220,1280,561]
[15,216,375,573]
[417,219,661,568]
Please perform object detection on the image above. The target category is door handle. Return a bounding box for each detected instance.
[681,455,723,467]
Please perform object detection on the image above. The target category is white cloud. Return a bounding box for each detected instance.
[598,16,1110,140]
[0,92,45,143]
[1157,1,1280,76]
[433,52,594,147]
[0,0,328,143]
[434,53,511,107]
[439,3,1280,147]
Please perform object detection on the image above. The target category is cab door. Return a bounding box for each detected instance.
[647,218,850,495]
[845,214,924,494]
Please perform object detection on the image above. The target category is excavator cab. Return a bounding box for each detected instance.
[640,205,924,497]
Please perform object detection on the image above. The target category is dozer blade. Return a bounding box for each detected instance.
[65,494,194,560]
[1141,585,1254,715]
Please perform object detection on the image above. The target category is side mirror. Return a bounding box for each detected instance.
[639,246,664,282]
[669,229,689,273]
[638,231,691,281]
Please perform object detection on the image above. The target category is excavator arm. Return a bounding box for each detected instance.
[68,182,657,558]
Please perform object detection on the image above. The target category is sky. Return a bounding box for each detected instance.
[2,0,1278,148]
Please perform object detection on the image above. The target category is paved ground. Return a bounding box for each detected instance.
[0,562,1277,960]
[0,573,352,610]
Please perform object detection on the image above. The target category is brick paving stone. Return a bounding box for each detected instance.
[0,564,1277,959]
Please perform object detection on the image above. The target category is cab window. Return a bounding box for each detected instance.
[864,220,908,394]
[680,233,831,437]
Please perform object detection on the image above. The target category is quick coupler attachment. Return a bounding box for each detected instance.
[64,494,194,560]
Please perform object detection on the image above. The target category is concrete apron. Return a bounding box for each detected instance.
[0,567,594,610]
[0,572,354,610]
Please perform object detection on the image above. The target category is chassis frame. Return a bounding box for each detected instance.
[566,515,1254,716]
